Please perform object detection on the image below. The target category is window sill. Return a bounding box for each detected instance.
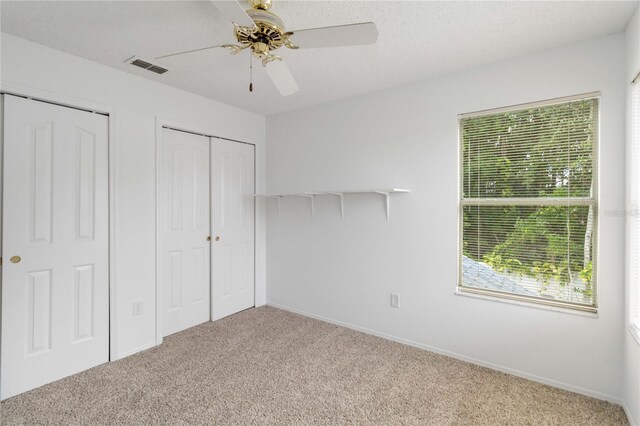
[628,323,640,346]
[455,288,599,318]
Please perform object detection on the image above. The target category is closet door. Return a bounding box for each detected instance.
[159,128,210,336]
[1,95,109,400]
[210,138,255,320]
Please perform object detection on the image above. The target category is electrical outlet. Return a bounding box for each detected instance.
[133,302,144,316]
[390,293,399,308]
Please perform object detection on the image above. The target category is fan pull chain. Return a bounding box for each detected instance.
[249,53,254,93]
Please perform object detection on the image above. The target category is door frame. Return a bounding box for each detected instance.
[154,117,256,346]
[0,81,118,367]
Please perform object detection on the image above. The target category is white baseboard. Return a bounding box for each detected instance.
[267,302,624,407]
[623,402,638,426]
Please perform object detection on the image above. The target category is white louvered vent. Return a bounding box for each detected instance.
[126,56,168,75]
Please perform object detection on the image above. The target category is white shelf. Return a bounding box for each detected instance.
[254,189,411,220]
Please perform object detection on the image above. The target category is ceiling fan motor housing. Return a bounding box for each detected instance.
[234,7,296,63]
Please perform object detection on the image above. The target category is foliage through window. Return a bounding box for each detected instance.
[459,96,598,310]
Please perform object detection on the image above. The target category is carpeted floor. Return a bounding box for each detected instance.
[0,306,628,425]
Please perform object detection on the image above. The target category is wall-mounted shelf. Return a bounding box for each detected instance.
[255,189,411,220]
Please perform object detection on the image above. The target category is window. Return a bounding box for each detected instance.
[630,76,640,330]
[459,95,599,312]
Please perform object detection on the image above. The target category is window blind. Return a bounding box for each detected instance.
[631,80,640,328]
[459,96,598,310]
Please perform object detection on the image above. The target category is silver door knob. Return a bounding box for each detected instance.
[215,236,220,242]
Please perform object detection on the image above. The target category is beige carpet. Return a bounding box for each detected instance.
[0,306,628,425]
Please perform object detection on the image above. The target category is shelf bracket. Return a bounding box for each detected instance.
[327,192,344,219]
[374,191,391,221]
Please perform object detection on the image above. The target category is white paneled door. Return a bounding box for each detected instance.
[1,95,109,400]
[159,128,210,336]
[211,138,255,320]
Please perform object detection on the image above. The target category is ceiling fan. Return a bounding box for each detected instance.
[155,0,378,96]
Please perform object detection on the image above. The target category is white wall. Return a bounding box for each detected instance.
[267,33,626,402]
[625,5,640,424]
[0,33,267,359]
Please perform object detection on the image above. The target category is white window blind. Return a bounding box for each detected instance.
[631,79,640,329]
[459,96,598,311]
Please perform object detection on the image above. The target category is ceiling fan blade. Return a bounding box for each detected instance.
[211,0,255,28]
[265,60,299,97]
[288,22,378,49]
[155,45,228,60]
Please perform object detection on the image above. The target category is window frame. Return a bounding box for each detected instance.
[630,75,640,339]
[457,92,600,313]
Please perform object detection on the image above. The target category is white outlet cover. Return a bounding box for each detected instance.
[133,302,144,316]
[390,294,399,308]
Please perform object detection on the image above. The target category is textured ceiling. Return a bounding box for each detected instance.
[1,1,638,115]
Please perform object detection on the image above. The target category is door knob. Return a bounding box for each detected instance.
[215,236,220,241]
[10,255,21,264]
[206,236,211,241]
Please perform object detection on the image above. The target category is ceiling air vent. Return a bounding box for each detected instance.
[126,56,168,75]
